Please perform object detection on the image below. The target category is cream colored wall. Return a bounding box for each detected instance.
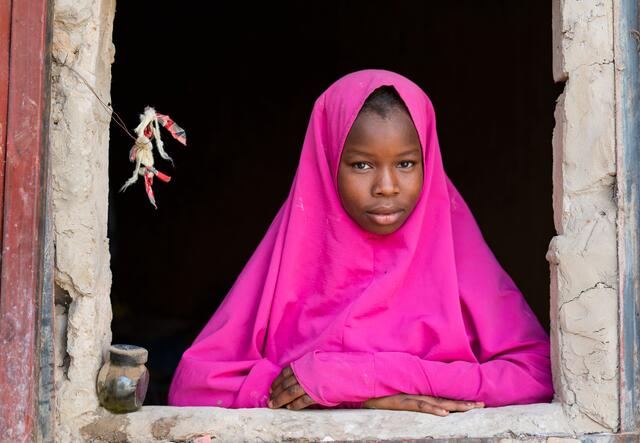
[50,0,115,440]
[550,0,619,433]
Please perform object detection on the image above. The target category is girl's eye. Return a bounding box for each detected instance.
[352,162,372,170]
[398,161,415,169]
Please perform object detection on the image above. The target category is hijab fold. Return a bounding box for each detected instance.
[168,70,553,408]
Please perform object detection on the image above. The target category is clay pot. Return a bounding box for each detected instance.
[97,344,149,413]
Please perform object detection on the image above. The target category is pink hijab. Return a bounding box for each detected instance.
[168,69,553,408]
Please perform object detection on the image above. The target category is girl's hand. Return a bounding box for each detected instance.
[268,366,317,410]
[363,394,484,416]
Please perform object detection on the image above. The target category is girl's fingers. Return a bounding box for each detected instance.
[270,373,298,402]
[426,396,485,412]
[407,398,450,416]
[284,394,316,411]
[364,394,484,416]
[269,382,306,409]
[269,366,294,393]
[365,395,448,416]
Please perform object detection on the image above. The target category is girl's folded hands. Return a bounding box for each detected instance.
[268,366,484,415]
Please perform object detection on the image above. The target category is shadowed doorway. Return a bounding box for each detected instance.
[108,1,558,404]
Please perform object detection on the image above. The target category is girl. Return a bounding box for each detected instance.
[168,70,553,415]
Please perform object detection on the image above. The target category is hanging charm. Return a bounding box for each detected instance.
[120,107,187,208]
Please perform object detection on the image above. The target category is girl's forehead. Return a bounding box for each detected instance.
[345,110,421,146]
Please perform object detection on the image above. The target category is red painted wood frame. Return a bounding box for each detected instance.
[0,0,53,441]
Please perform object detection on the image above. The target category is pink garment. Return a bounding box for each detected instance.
[168,69,553,409]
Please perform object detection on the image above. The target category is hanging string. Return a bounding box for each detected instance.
[58,62,143,144]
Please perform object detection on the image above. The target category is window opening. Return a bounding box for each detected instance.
[108,0,557,405]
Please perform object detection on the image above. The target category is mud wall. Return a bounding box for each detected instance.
[550,0,619,432]
[49,0,116,439]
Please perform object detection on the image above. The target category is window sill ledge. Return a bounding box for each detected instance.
[82,402,580,442]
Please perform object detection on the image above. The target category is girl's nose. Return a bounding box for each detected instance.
[372,168,400,197]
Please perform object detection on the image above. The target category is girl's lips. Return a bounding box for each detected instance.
[366,210,404,225]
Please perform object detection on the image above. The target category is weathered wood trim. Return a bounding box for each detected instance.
[0,0,52,441]
[36,2,54,440]
[36,162,54,443]
[613,0,640,433]
[0,0,11,247]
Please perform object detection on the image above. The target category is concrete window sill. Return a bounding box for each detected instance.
[83,402,577,442]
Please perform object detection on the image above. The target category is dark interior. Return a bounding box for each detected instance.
[108,1,560,405]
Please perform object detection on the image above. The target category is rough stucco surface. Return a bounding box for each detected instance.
[81,404,573,442]
[50,0,116,440]
[549,0,619,433]
[49,0,622,441]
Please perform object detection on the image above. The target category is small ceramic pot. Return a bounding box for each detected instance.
[97,344,149,413]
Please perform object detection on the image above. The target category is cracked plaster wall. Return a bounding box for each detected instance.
[50,0,116,440]
[550,0,619,433]
[49,0,622,440]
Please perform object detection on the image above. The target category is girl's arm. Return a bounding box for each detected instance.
[169,348,282,408]
[289,340,552,407]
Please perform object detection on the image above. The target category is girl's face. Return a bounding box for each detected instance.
[338,108,423,235]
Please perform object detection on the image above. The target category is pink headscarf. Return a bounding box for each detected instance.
[168,69,553,408]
